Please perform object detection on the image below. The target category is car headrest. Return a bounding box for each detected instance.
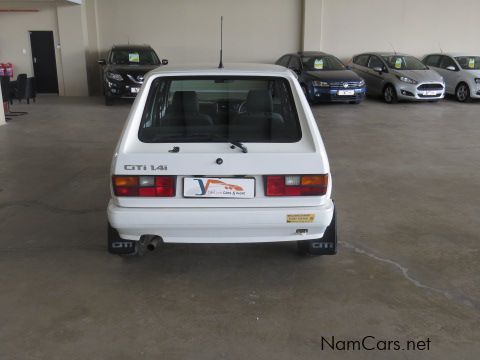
[171,91,199,113]
[246,90,273,113]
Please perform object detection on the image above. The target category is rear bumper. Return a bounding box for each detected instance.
[107,200,335,243]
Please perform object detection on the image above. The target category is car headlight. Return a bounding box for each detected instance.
[106,72,123,81]
[397,75,417,84]
[312,81,329,87]
[475,78,480,84]
[358,79,365,87]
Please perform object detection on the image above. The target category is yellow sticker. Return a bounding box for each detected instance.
[129,53,140,63]
[468,58,475,69]
[287,214,316,223]
[314,59,324,70]
[395,58,402,69]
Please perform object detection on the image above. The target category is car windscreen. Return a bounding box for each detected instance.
[455,56,480,70]
[138,76,302,143]
[301,56,345,71]
[110,49,159,65]
[382,55,428,70]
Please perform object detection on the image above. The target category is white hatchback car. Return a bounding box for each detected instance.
[107,64,336,257]
[423,53,480,102]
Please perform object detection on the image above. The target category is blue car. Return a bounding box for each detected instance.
[275,51,366,104]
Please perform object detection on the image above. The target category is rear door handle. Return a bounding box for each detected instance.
[33,57,37,64]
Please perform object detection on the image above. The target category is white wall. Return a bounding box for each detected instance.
[92,0,302,63]
[320,0,480,60]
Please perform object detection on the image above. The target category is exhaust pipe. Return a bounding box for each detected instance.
[146,237,160,251]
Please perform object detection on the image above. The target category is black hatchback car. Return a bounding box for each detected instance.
[276,51,366,104]
[98,44,168,105]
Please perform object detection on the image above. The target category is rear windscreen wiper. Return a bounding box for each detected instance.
[152,134,248,153]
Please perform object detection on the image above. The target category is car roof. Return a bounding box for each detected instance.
[426,53,480,57]
[297,51,331,57]
[356,52,410,57]
[148,63,292,76]
[112,44,153,50]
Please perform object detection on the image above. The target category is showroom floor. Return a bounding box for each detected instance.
[0,96,479,359]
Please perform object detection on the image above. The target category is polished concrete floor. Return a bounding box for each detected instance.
[0,96,479,359]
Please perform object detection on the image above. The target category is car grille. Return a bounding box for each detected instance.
[417,83,444,91]
[126,74,145,84]
[418,93,442,98]
[329,81,363,89]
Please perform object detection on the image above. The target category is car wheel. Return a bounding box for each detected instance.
[105,95,114,106]
[297,209,337,256]
[383,85,398,104]
[455,83,471,102]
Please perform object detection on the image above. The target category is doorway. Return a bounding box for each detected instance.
[29,31,59,93]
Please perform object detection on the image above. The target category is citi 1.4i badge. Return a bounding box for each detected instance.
[183,177,255,198]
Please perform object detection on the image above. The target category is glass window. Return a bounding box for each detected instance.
[455,56,480,70]
[381,55,427,70]
[288,56,302,71]
[139,77,302,143]
[353,54,370,67]
[368,56,385,70]
[424,55,441,67]
[439,56,457,70]
[109,49,160,65]
[301,56,345,71]
[277,55,290,67]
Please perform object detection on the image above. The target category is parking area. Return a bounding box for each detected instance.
[0,96,478,359]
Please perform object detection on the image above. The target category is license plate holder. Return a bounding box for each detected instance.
[337,90,355,96]
[183,177,255,198]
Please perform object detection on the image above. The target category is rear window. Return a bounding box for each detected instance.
[138,76,302,143]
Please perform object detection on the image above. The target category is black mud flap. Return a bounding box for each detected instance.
[297,207,337,255]
[108,224,137,255]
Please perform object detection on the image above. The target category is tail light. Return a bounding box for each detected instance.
[113,176,175,197]
[265,175,328,196]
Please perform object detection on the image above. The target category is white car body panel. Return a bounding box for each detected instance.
[108,64,334,243]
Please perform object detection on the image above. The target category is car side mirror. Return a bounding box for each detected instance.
[98,59,106,65]
[373,66,383,74]
[161,59,169,65]
[446,65,457,71]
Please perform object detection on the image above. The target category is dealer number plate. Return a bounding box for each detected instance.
[183,177,255,198]
[337,90,355,96]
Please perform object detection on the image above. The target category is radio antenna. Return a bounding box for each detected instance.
[439,44,444,54]
[388,42,397,54]
[218,16,224,69]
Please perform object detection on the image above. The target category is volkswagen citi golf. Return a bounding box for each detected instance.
[107,64,336,257]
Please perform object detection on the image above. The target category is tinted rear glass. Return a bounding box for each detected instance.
[138,76,302,143]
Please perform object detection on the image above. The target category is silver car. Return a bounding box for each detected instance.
[423,53,480,102]
[351,52,445,103]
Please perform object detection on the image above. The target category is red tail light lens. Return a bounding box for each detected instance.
[265,175,328,196]
[113,176,176,197]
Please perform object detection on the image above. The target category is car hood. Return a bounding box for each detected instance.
[392,69,444,83]
[106,64,159,75]
[304,70,363,82]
